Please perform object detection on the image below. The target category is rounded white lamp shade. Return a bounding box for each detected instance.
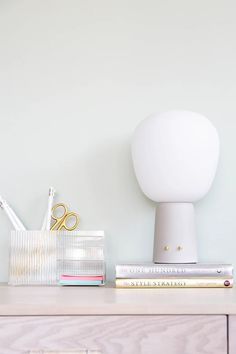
[132,110,220,203]
[132,111,220,263]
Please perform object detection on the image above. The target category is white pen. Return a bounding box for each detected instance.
[41,187,55,230]
[0,196,26,231]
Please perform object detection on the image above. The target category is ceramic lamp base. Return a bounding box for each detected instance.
[153,203,198,264]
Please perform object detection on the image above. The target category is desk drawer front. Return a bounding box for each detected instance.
[28,351,101,354]
[229,315,236,354]
[0,315,226,354]
[29,352,101,354]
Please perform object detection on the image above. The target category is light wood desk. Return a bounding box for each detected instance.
[0,284,235,354]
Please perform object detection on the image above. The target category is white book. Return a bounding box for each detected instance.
[116,263,233,278]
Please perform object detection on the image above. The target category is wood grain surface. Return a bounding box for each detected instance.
[229,315,236,354]
[29,351,101,354]
[0,284,235,315]
[0,315,226,354]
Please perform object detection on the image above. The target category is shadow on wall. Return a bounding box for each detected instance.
[82,138,155,278]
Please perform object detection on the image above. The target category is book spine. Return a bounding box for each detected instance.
[116,265,233,278]
[115,278,233,288]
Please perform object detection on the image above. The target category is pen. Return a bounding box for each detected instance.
[0,196,26,231]
[41,187,55,230]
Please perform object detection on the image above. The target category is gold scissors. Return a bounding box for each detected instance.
[50,203,79,231]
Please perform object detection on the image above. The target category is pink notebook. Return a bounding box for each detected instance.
[60,275,104,281]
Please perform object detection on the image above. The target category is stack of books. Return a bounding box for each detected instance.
[115,263,233,288]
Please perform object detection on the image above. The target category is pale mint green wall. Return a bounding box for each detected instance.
[0,0,235,281]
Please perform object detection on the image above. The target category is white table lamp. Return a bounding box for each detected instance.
[132,110,220,263]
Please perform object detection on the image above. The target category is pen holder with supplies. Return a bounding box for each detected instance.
[9,230,105,286]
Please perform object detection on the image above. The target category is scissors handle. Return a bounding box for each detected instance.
[50,203,79,231]
[51,203,68,230]
[58,212,79,231]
